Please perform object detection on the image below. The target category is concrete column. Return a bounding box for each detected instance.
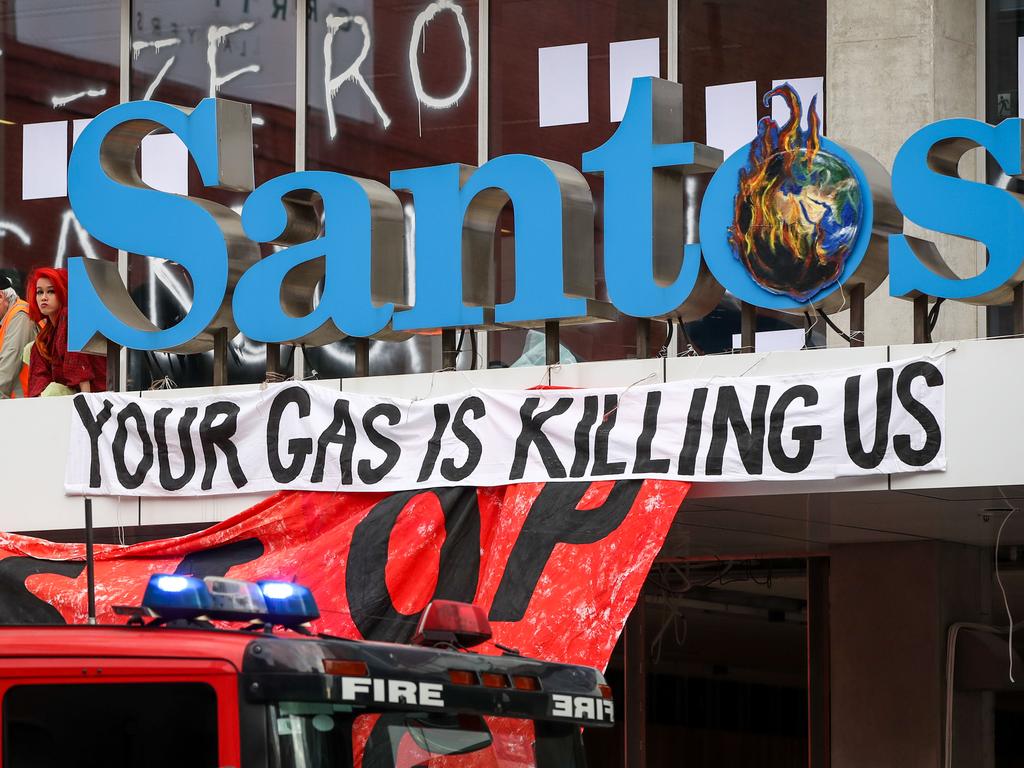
[829,542,992,768]
[827,0,983,346]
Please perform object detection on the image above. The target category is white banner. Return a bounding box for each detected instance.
[65,357,947,497]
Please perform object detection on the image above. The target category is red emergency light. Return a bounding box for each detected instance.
[411,600,492,649]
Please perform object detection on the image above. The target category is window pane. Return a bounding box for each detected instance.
[0,0,120,301]
[985,0,1022,337]
[3,682,219,768]
[680,0,826,146]
[489,0,667,366]
[304,1,480,378]
[679,0,827,354]
[127,0,297,388]
[307,0,478,176]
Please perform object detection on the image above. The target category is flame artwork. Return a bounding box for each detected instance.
[730,84,863,302]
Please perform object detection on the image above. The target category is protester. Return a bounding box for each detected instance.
[0,274,36,398]
[27,267,107,397]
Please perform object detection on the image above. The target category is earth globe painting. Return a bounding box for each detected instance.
[730,84,864,303]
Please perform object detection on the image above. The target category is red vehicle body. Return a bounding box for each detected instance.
[0,623,613,768]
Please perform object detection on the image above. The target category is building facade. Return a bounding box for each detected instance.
[2,1,1023,766]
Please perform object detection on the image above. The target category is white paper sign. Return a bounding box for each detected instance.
[1018,37,1024,118]
[72,119,92,145]
[538,43,589,127]
[705,81,757,158]
[772,76,824,132]
[142,132,189,195]
[67,357,947,497]
[609,38,661,122]
[22,121,68,201]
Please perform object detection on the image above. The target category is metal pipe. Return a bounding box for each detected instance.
[354,337,370,377]
[740,302,756,352]
[635,317,651,359]
[293,0,308,382]
[105,339,121,392]
[84,498,97,625]
[266,342,282,378]
[442,328,458,370]
[117,0,130,392]
[624,598,647,768]
[545,321,560,365]
[477,0,491,370]
[667,0,679,83]
[914,294,931,343]
[212,328,229,386]
[849,283,865,347]
[807,558,831,767]
[1014,284,1024,337]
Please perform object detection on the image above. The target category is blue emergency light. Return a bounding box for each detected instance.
[140,574,319,627]
[257,580,320,624]
[142,574,212,618]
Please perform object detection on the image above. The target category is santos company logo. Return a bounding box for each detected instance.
[66,77,1024,353]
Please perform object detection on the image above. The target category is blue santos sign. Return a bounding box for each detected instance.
[66,77,1024,353]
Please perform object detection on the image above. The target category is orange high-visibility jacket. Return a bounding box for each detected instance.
[0,298,31,397]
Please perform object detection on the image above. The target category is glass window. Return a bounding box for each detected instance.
[127,0,298,389]
[306,0,478,178]
[987,0,1023,123]
[986,0,1023,337]
[303,1,480,378]
[3,682,219,768]
[0,0,833,388]
[0,0,120,301]
[488,0,668,366]
[273,705,585,768]
[487,1,827,365]
[130,0,297,184]
[679,0,826,146]
[679,0,828,353]
[987,18,1024,761]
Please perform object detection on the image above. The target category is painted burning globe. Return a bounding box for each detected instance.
[730,84,863,303]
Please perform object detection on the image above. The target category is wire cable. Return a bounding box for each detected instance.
[943,489,1019,768]
[944,619,1024,768]
[658,319,675,358]
[928,297,946,334]
[817,309,855,344]
[996,487,1017,683]
[677,320,703,356]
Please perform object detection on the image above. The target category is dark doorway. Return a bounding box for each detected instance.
[588,558,812,768]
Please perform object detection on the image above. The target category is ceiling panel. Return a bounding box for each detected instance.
[666,484,1024,558]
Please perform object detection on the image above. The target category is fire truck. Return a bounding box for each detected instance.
[0,574,614,768]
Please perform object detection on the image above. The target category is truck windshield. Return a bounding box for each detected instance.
[272,704,586,768]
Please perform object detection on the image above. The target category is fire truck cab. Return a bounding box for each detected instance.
[0,575,613,768]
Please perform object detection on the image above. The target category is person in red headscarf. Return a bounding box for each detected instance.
[26,267,107,397]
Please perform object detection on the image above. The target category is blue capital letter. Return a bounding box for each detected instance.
[890,118,1024,304]
[68,98,258,352]
[583,77,724,319]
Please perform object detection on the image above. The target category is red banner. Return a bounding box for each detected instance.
[0,479,687,669]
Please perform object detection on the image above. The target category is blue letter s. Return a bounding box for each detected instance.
[890,118,1024,304]
[67,98,259,352]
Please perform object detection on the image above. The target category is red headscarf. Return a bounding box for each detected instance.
[27,266,68,363]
